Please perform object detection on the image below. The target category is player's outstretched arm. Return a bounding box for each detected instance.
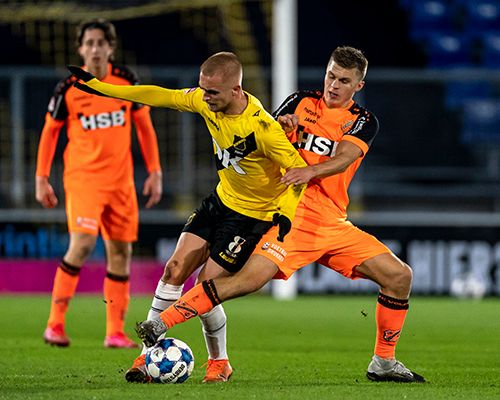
[68,65,176,108]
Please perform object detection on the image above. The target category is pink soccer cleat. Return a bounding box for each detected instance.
[104,332,139,349]
[43,324,70,347]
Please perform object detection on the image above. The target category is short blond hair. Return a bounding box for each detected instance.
[200,52,243,83]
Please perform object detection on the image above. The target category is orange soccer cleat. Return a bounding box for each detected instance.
[203,359,233,383]
[104,332,139,349]
[125,354,151,383]
[43,324,70,347]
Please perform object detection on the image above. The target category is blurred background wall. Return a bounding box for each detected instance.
[0,0,499,296]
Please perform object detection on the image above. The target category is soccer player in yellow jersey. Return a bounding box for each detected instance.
[69,52,306,383]
[124,47,425,383]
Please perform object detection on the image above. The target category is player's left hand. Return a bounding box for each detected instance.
[143,171,163,208]
[281,166,316,186]
[272,213,291,242]
[67,65,95,82]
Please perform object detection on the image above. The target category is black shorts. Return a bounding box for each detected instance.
[182,191,273,273]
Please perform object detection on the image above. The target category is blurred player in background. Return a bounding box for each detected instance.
[35,18,162,348]
[69,51,306,382]
[132,46,425,383]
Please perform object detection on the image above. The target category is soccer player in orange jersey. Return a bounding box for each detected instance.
[134,46,425,383]
[36,19,162,349]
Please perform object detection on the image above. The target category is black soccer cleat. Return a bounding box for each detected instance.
[124,354,151,383]
[134,319,167,347]
[125,368,150,383]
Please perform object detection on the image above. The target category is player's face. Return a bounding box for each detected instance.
[323,60,364,109]
[78,28,113,72]
[199,72,238,113]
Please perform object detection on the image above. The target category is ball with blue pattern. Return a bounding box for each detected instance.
[145,337,195,383]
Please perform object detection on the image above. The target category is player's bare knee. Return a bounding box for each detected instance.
[70,233,98,257]
[400,262,413,287]
[110,245,131,264]
[72,241,95,262]
[391,262,413,295]
[162,259,187,285]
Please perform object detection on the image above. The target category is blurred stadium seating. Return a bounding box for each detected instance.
[424,33,472,67]
[463,0,500,36]
[398,0,500,209]
[403,0,500,66]
[444,81,492,109]
[480,32,500,66]
[408,0,456,40]
[462,99,500,144]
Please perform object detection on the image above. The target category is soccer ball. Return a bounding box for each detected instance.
[450,272,487,299]
[145,338,195,383]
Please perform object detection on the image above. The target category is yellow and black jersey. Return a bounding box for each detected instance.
[75,78,306,221]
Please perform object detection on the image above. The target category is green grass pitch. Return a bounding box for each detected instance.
[0,294,499,400]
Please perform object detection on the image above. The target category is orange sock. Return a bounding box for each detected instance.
[374,292,409,359]
[104,273,130,336]
[160,280,220,328]
[47,261,80,328]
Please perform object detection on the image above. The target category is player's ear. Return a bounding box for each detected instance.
[107,47,114,61]
[77,45,85,60]
[354,80,365,92]
[232,85,242,96]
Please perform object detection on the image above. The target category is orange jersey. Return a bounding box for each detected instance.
[36,63,161,190]
[273,90,379,219]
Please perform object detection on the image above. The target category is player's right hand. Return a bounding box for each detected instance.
[277,114,299,133]
[272,213,292,242]
[35,176,58,208]
[67,65,95,82]
[143,171,163,209]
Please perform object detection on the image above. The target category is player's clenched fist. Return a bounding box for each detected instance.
[277,114,299,133]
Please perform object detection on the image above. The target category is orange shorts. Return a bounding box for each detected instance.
[254,191,390,280]
[65,183,138,242]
